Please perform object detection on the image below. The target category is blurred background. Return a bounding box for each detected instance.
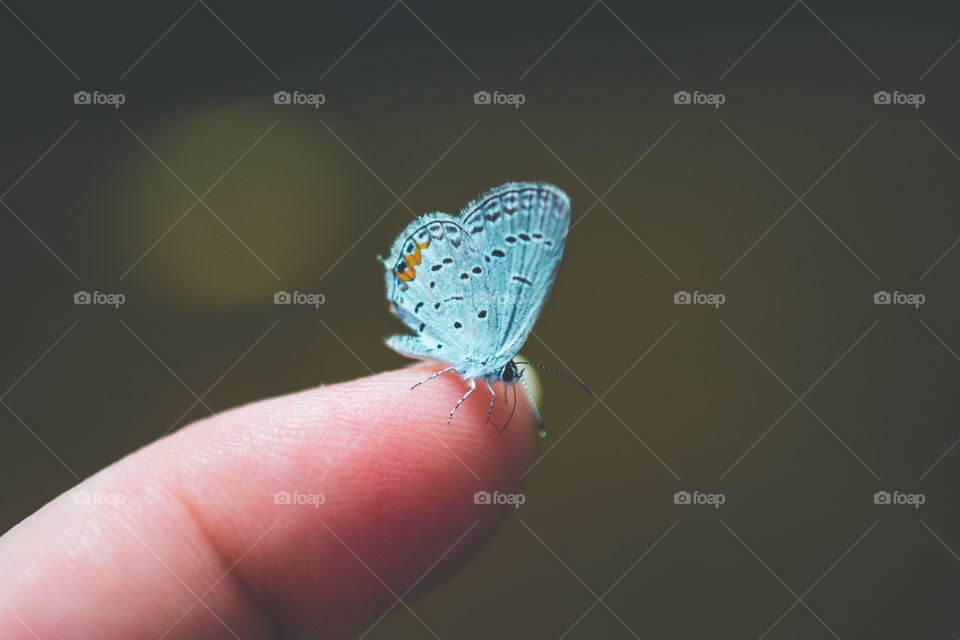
[2,0,960,637]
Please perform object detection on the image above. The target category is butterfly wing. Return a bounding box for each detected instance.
[383,213,493,371]
[459,183,570,370]
[382,183,570,380]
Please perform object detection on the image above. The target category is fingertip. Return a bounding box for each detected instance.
[314,362,538,504]
[244,363,538,635]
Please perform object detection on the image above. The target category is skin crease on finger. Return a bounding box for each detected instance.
[0,363,537,639]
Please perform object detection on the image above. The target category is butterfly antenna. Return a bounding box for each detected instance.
[515,362,593,395]
[518,374,548,438]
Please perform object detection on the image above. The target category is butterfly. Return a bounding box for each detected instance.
[381,181,589,431]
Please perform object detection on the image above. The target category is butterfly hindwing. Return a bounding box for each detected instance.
[383,213,493,366]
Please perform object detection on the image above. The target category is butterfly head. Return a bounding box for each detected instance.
[499,360,522,386]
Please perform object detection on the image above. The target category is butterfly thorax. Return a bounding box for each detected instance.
[457,357,518,385]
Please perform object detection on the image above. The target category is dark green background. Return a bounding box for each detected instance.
[2,1,960,637]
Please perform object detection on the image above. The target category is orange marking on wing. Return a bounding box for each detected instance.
[405,245,422,268]
[393,239,431,284]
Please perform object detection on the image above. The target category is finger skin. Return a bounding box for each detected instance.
[0,364,535,639]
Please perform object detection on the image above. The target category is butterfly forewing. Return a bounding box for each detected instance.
[460,183,570,366]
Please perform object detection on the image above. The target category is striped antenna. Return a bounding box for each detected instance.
[514,362,592,395]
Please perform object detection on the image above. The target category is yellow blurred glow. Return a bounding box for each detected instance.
[107,102,355,311]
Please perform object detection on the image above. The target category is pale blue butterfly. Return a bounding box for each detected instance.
[381,182,589,431]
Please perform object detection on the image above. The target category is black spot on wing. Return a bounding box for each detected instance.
[513,276,533,286]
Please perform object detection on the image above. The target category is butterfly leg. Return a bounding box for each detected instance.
[484,378,496,423]
[448,378,476,425]
[412,366,455,390]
